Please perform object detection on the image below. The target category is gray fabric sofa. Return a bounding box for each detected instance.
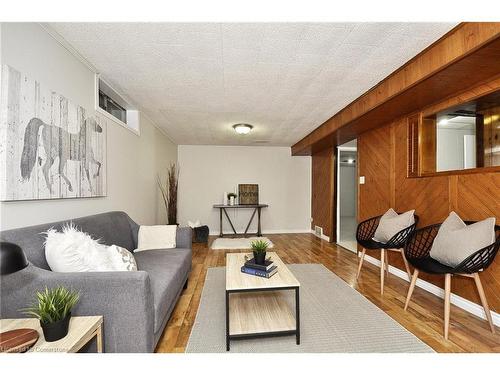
[0,211,192,353]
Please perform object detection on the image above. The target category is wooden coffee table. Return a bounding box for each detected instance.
[225,252,300,351]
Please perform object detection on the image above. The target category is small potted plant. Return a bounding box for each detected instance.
[251,239,269,265]
[22,286,79,342]
[227,192,237,206]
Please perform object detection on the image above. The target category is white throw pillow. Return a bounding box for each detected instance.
[373,208,415,243]
[136,225,177,252]
[430,212,496,267]
[45,224,137,272]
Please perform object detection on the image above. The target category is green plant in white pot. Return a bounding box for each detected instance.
[22,286,79,342]
[251,239,269,265]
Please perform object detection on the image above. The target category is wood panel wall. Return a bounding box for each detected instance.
[311,147,335,241]
[358,80,500,313]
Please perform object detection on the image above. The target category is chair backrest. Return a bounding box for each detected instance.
[454,222,500,273]
[0,211,139,270]
[405,220,500,273]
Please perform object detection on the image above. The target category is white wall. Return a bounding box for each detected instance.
[0,23,177,230]
[178,145,311,235]
[437,128,475,172]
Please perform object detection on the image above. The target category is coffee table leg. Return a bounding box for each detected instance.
[295,287,300,345]
[226,291,230,351]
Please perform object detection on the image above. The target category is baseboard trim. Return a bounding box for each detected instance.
[208,229,311,236]
[310,229,330,242]
[362,254,500,327]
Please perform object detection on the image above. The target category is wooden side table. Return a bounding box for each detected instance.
[0,316,103,353]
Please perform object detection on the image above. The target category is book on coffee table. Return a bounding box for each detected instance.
[241,265,278,278]
[244,258,274,271]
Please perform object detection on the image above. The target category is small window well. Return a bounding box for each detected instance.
[95,76,140,134]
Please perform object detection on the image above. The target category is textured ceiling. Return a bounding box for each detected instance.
[50,23,457,146]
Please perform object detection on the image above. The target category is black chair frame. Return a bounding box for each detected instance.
[355,213,419,294]
[403,222,500,339]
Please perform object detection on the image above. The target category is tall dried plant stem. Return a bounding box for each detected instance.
[157,163,179,225]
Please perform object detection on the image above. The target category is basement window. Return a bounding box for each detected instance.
[95,76,140,134]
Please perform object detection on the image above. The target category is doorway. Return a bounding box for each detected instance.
[336,140,358,252]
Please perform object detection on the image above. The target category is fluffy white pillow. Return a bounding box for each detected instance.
[373,208,415,243]
[136,225,177,252]
[45,224,137,272]
[430,212,495,267]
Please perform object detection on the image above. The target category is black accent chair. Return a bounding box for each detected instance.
[403,222,500,339]
[356,214,419,294]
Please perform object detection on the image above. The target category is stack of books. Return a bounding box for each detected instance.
[241,257,278,278]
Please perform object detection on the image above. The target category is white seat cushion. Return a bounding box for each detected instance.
[136,225,177,252]
[373,208,415,243]
[430,212,495,268]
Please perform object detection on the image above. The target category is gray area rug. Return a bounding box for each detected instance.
[186,264,434,353]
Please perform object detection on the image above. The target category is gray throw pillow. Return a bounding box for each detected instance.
[373,208,415,243]
[429,212,496,268]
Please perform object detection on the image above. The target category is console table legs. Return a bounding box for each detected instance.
[219,208,223,237]
[218,207,264,237]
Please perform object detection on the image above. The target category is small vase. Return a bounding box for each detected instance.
[40,313,71,342]
[229,196,235,205]
[253,251,266,265]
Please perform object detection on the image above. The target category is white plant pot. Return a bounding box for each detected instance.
[229,196,235,205]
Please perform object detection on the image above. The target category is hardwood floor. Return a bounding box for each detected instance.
[155,233,500,353]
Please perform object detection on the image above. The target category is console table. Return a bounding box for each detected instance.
[213,204,269,237]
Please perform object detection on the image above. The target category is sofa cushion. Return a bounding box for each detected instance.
[134,248,192,333]
[0,211,137,270]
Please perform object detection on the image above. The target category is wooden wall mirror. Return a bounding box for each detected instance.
[409,90,500,176]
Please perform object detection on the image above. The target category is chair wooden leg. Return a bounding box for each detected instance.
[380,249,385,295]
[473,273,495,333]
[444,274,451,340]
[404,269,419,311]
[400,248,412,280]
[356,248,366,280]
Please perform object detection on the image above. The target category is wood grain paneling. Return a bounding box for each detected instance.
[292,23,500,156]
[358,89,500,312]
[311,147,334,241]
[358,127,392,222]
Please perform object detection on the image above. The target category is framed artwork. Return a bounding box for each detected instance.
[238,184,259,205]
[0,65,106,201]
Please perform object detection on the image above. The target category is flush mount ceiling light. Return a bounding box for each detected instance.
[232,123,253,135]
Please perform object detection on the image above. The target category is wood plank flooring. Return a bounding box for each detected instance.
[155,234,500,353]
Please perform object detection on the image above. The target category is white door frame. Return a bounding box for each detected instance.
[336,145,358,252]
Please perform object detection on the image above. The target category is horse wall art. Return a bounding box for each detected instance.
[0,65,106,201]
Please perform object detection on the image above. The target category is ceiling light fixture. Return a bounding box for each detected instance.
[232,123,253,135]
[438,118,449,126]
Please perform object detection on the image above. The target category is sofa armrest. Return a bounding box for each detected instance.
[176,227,192,249]
[0,265,154,353]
